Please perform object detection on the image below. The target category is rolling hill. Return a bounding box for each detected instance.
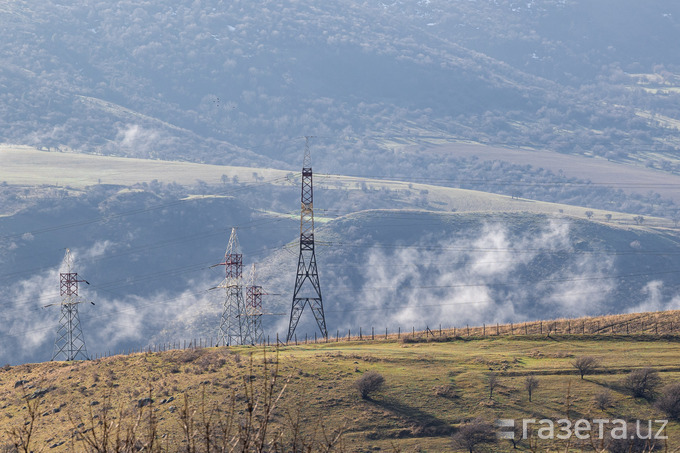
[2,321,680,451]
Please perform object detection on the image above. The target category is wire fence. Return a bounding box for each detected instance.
[88,313,679,360]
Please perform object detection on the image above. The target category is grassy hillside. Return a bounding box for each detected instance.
[3,312,680,451]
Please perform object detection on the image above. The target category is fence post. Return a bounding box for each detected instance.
[295,334,298,346]
[360,327,362,340]
[467,324,470,336]
[439,324,442,337]
[483,324,486,336]
[412,326,415,337]
[372,327,375,341]
[385,327,388,340]
[398,327,401,339]
[315,332,317,343]
[305,333,308,344]
[510,323,513,335]
[540,322,542,335]
[496,323,500,335]
[348,329,351,341]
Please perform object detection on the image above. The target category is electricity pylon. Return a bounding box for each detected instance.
[287,137,328,341]
[51,249,91,361]
[216,228,248,346]
[245,263,264,345]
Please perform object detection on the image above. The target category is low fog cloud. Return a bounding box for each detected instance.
[336,220,620,330]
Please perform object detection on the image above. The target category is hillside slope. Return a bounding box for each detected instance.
[3,323,680,451]
[1,0,679,175]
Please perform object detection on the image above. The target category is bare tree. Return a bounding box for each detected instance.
[5,388,41,453]
[572,356,600,379]
[655,382,680,419]
[487,372,499,399]
[623,367,661,399]
[605,213,612,221]
[585,210,594,219]
[634,215,645,225]
[355,371,385,400]
[524,375,539,402]
[451,418,496,453]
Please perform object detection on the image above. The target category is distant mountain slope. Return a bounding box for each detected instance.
[1,0,679,175]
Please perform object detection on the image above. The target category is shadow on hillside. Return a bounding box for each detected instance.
[369,397,453,437]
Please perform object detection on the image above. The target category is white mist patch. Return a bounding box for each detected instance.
[628,281,680,313]
[4,267,61,360]
[116,124,161,158]
[540,250,617,317]
[349,219,614,329]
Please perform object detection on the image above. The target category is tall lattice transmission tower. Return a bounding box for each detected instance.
[287,137,328,341]
[216,228,248,346]
[51,249,91,361]
[245,263,264,345]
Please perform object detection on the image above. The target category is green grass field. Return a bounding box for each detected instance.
[3,314,680,452]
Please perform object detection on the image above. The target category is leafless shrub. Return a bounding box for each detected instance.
[655,382,680,419]
[572,356,600,379]
[433,384,458,399]
[11,349,348,452]
[595,389,615,411]
[354,371,385,400]
[622,368,661,399]
[606,422,661,452]
[451,418,496,452]
[4,387,41,453]
[172,349,204,364]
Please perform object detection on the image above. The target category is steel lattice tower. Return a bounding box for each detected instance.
[287,137,327,341]
[245,263,264,345]
[217,228,249,346]
[51,249,90,361]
